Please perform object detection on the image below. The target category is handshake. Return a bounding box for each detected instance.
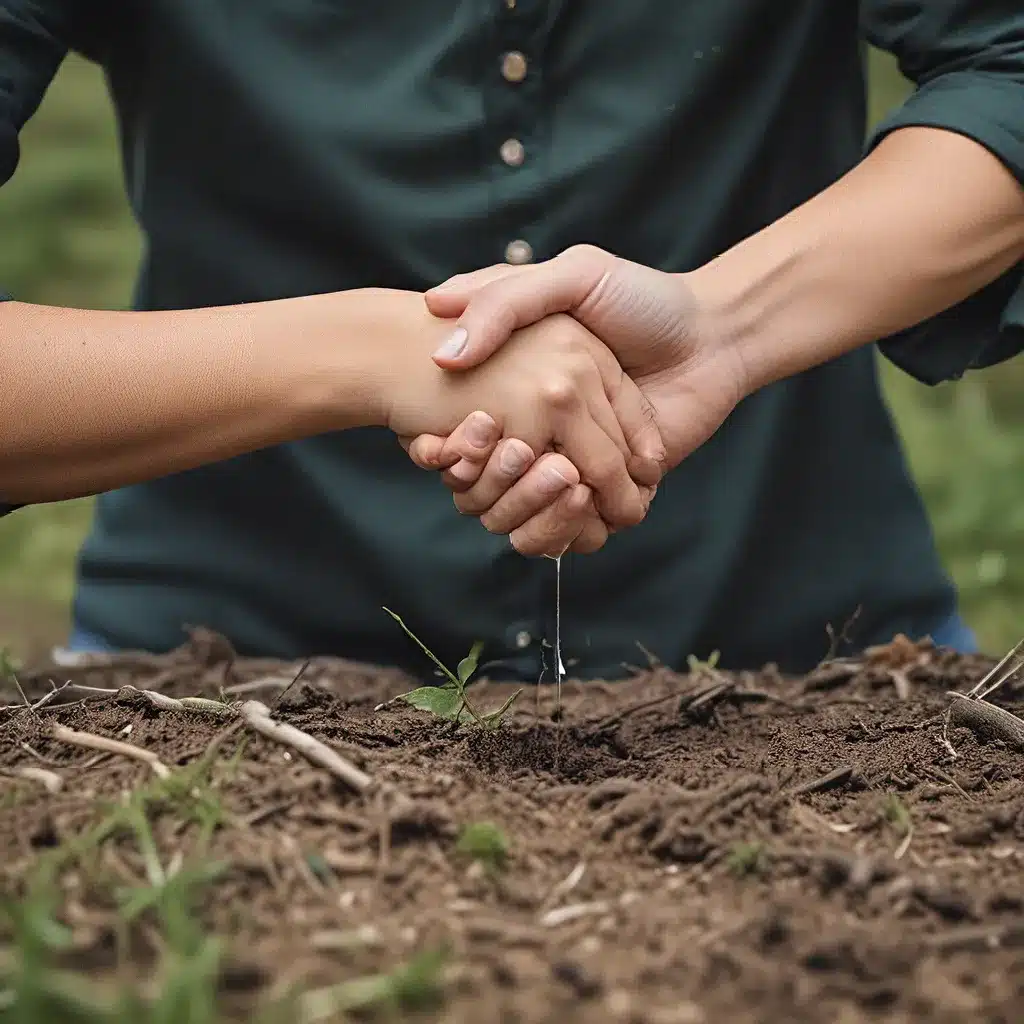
[390,245,752,558]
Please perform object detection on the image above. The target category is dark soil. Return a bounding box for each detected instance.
[3,630,1024,1023]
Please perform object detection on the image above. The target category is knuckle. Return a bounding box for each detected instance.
[486,298,520,334]
[587,452,627,488]
[540,376,580,410]
[563,243,603,268]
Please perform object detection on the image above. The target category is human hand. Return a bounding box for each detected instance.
[398,410,653,556]
[411,244,752,534]
[384,306,664,540]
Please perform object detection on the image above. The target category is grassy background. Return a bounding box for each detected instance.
[0,52,1021,657]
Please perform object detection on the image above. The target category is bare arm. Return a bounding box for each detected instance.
[0,293,403,502]
[688,126,1024,393]
[0,289,654,535]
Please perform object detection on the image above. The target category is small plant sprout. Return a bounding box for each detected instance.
[881,793,911,836]
[300,947,448,1020]
[381,608,521,729]
[456,822,510,874]
[0,646,19,680]
[882,793,914,860]
[726,841,765,877]
[686,650,721,674]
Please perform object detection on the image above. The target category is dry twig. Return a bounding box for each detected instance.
[539,901,610,928]
[545,861,587,906]
[51,723,170,779]
[965,637,1024,700]
[0,765,63,793]
[947,692,1024,751]
[789,764,858,796]
[238,700,377,796]
[116,685,232,715]
[592,686,688,732]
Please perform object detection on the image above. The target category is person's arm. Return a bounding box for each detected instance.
[417,1,1024,555]
[0,292,657,539]
[0,294,389,502]
[685,124,1024,393]
[687,4,1024,389]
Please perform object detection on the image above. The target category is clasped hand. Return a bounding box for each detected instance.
[400,245,752,557]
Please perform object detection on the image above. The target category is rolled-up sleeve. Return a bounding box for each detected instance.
[862,2,1024,384]
[0,3,105,518]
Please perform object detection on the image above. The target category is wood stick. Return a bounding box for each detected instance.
[965,637,1024,697]
[238,701,376,796]
[0,765,63,793]
[947,692,1024,751]
[51,723,170,779]
[116,685,232,715]
[790,764,857,796]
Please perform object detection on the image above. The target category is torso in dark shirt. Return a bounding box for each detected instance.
[1,1,1022,678]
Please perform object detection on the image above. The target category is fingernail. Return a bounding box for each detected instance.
[540,463,572,493]
[433,326,467,359]
[465,413,494,449]
[499,441,530,476]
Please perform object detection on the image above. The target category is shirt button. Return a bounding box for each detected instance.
[500,138,525,167]
[505,239,534,265]
[501,51,528,83]
[514,630,532,649]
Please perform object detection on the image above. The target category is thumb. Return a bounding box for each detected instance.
[401,433,458,470]
[430,254,600,371]
[425,264,522,318]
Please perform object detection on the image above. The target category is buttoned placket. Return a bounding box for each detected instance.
[489,0,561,679]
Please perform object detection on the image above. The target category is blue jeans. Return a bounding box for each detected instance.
[66,613,980,657]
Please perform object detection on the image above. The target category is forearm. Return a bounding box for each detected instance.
[687,127,1024,392]
[0,290,419,503]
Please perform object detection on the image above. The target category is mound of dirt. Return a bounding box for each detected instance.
[2,630,1024,1023]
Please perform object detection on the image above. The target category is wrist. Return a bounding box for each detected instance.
[679,227,822,397]
[248,288,449,434]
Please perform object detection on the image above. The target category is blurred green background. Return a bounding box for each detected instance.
[0,52,1021,660]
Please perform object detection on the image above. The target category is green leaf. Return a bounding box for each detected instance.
[481,688,523,728]
[457,641,484,686]
[686,650,721,673]
[456,822,509,872]
[383,608,459,686]
[301,947,447,1019]
[391,685,470,723]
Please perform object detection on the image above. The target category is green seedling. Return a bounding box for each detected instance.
[455,822,509,875]
[726,840,766,877]
[1,807,226,1024]
[300,947,447,1021]
[383,608,521,729]
[686,650,721,673]
[0,754,237,1024]
[882,793,912,837]
[0,646,20,681]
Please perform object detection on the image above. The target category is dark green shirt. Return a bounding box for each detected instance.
[2,2,1023,678]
